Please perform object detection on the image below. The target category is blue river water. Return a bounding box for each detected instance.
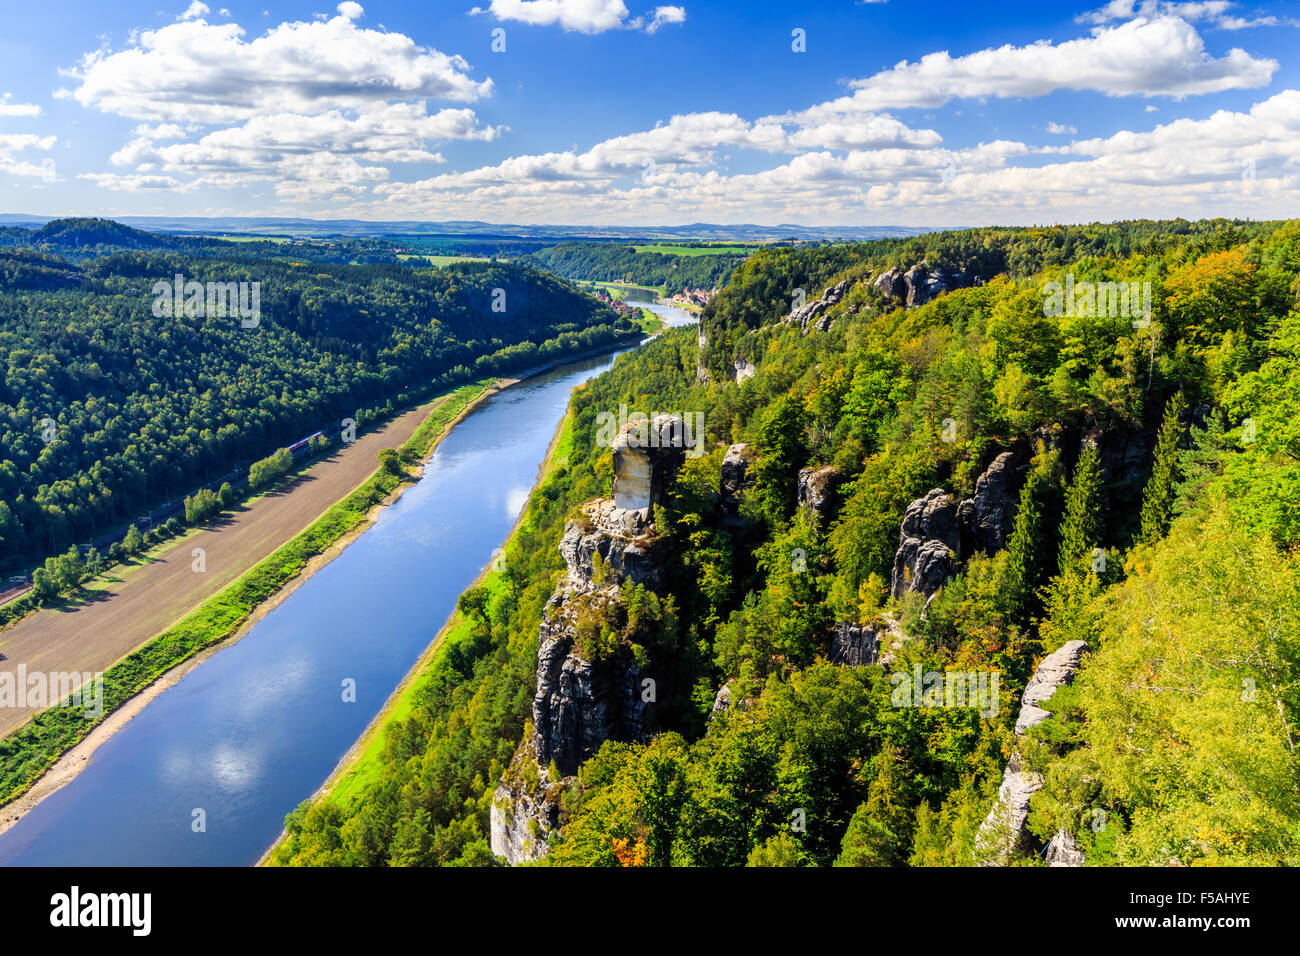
[0,301,691,866]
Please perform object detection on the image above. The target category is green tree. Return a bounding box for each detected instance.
[1137,390,1187,544]
[1000,446,1060,621]
[1056,443,1103,578]
[122,523,144,556]
[31,567,57,602]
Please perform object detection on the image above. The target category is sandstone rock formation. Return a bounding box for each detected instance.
[891,489,961,600]
[1046,828,1086,867]
[734,356,756,383]
[957,451,1019,555]
[874,267,906,301]
[719,442,753,524]
[490,736,563,863]
[891,453,1022,600]
[696,325,710,384]
[975,640,1090,866]
[876,262,980,309]
[532,588,646,777]
[829,621,880,667]
[783,279,851,334]
[491,416,687,863]
[797,464,841,525]
[612,414,688,514]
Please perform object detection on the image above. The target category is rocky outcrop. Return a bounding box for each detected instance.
[829,622,880,667]
[490,736,563,863]
[696,325,710,384]
[1014,639,1089,736]
[560,500,670,590]
[903,264,930,307]
[975,640,1090,866]
[492,416,686,863]
[734,356,756,383]
[874,267,906,301]
[876,263,981,309]
[1046,828,1086,867]
[956,451,1019,555]
[891,453,1022,600]
[720,443,753,524]
[612,414,688,514]
[532,588,646,777]
[891,489,961,599]
[797,464,840,525]
[783,279,851,334]
[976,771,1044,864]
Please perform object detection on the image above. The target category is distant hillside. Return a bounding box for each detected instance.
[33,217,164,249]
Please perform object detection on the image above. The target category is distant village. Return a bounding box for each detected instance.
[665,287,714,308]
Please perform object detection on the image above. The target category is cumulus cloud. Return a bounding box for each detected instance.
[782,15,1274,125]
[1046,121,1078,134]
[0,131,56,180]
[1078,0,1299,28]
[68,4,491,124]
[70,5,497,201]
[643,6,686,33]
[0,94,41,118]
[355,88,1300,226]
[178,1,211,21]
[476,0,685,33]
[78,172,191,191]
[478,0,633,33]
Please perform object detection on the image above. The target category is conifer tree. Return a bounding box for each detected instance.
[1137,390,1188,544]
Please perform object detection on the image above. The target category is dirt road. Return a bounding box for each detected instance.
[0,398,445,737]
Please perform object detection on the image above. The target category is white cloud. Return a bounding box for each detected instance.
[782,15,1274,125]
[1078,1,1299,29]
[72,6,498,202]
[1046,121,1078,134]
[481,0,633,33]
[79,172,190,191]
[0,94,41,118]
[68,6,491,124]
[644,5,686,33]
[0,131,56,180]
[178,1,211,21]
[478,0,686,34]
[351,87,1300,226]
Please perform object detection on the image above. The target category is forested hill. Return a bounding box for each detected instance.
[0,217,406,266]
[274,216,1300,867]
[522,241,747,294]
[698,218,1291,379]
[0,223,639,566]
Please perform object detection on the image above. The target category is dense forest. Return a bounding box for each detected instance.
[272,217,1300,867]
[523,241,748,294]
[0,220,640,568]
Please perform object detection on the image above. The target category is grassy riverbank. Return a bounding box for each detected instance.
[263,409,577,861]
[0,378,494,809]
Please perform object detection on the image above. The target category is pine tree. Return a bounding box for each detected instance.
[1056,443,1103,576]
[1173,408,1227,518]
[1002,447,1061,621]
[1137,390,1188,544]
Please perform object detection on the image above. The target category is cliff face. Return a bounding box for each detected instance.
[974,640,1089,866]
[490,416,687,864]
[891,452,1023,601]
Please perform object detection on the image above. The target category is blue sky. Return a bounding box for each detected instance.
[2,0,1299,225]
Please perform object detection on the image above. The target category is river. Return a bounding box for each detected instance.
[0,300,694,866]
